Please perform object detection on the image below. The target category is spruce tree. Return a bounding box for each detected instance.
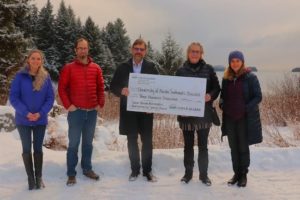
[83,16,116,89]
[75,17,83,37]
[0,0,30,105]
[54,0,77,75]
[35,0,59,79]
[155,32,184,75]
[101,18,131,66]
[20,3,38,47]
[145,41,155,62]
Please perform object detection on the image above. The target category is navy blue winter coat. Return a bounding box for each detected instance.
[220,72,263,145]
[9,68,54,126]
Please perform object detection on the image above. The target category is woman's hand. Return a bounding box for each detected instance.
[121,87,129,96]
[27,113,40,121]
[205,94,212,102]
[27,113,34,121]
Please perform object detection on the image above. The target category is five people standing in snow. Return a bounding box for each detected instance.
[9,49,55,190]
[9,37,262,190]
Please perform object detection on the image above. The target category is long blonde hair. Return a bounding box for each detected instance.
[25,49,49,91]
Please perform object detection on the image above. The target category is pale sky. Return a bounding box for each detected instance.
[34,0,300,71]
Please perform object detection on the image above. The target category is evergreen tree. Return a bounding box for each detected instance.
[0,0,31,105]
[20,3,38,47]
[53,0,78,76]
[67,5,79,43]
[101,45,116,89]
[75,17,83,37]
[35,0,59,79]
[83,17,104,65]
[35,0,55,51]
[155,32,183,75]
[101,18,131,66]
[82,16,116,89]
[145,41,155,61]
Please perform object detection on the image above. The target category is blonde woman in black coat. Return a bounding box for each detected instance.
[176,42,220,186]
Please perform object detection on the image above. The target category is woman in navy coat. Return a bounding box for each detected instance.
[219,50,262,187]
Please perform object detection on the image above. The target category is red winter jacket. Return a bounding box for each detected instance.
[58,57,105,110]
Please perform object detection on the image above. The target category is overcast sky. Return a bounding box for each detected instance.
[35,0,300,71]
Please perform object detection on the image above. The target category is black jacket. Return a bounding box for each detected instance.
[110,59,159,135]
[175,60,221,130]
[220,72,263,145]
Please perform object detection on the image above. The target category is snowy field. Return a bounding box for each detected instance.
[1,106,300,200]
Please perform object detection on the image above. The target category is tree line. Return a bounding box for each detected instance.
[0,0,184,105]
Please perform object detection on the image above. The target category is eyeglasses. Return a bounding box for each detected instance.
[190,50,201,54]
[77,47,88,51]
[133,47,145,52]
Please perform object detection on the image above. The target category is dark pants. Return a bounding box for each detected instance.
[225,117,250,175]
[182,128,209,178]
[127,113,153,174]
[67,109,97,176]
[17,125,46,154]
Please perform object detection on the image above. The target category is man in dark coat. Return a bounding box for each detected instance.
[110,38,159,182]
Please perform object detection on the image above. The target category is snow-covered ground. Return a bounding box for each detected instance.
[1,106,300,200]
[1,129,300,199]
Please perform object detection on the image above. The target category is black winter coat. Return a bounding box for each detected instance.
[219,72,263,145]
[175,60,221,130]
[110,59,159,135]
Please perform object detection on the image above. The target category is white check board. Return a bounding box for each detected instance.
[127,73,207,117]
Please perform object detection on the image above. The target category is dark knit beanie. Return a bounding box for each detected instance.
[228,50,244,64]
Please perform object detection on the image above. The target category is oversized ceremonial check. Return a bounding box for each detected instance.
[127,73,207,117]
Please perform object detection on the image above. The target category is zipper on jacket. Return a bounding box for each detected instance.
[84,64,89,108]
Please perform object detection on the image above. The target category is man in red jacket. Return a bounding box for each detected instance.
[58,38,105,186]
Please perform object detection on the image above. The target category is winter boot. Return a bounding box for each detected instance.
[83,170,100,181]
[199,174,212,186]
[182,147,194,184]
[66,176,77,186]
[237,173,247,187]
[228,174,239,185]
[181,169,193,183]
[34,153,45,189]
[22,153,35,190]
[143,172,157,182]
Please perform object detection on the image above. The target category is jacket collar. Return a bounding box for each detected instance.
[126,58,148,73]
[73,57,93,66]
[19,66,31,75]
[183,59,206,72]
[224,67,252,82]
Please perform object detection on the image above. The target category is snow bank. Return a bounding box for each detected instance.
[0,106,127,151]
[2,105,300,150]
[0,106,16,132]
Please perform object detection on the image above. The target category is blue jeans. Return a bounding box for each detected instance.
[67,109,97,176]
[17,125,46,154]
